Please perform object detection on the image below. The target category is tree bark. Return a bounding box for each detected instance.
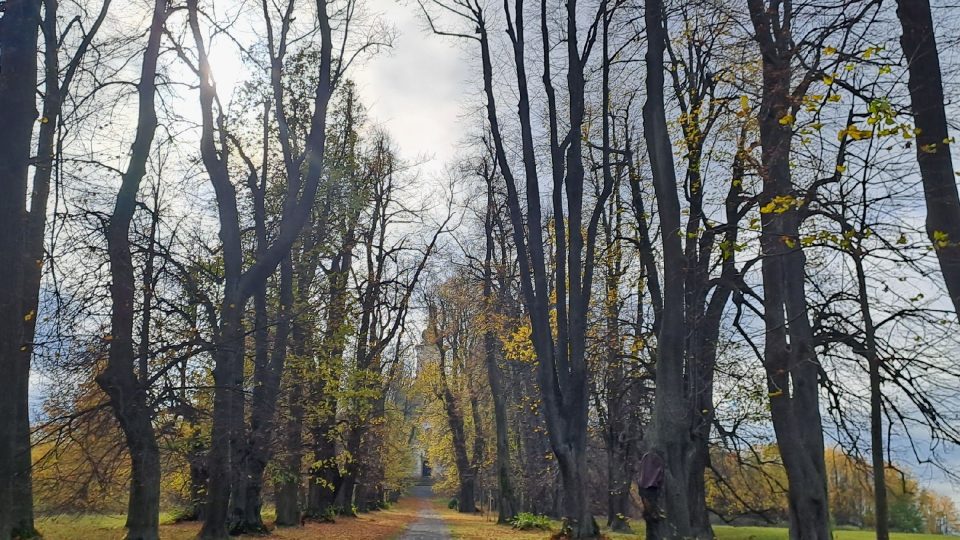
[238,256,293,532]
[0,1,42,535]
[275,320,307,527]
[895,0,960,317]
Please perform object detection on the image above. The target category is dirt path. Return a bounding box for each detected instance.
[396,484,451,540]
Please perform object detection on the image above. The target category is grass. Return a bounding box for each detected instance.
[34,499,950,540]
[435,501,554,540]
[430,503,948,540]
[35,498,424,540]
[711,526,946,540]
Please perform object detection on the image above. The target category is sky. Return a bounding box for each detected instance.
[199,0,471,179]
[349,0,473,178]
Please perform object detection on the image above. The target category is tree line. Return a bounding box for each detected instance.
[1,0,960,540]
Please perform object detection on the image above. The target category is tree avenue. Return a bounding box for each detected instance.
[1,1,960,539]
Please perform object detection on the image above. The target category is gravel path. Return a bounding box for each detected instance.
[397,484,451,540]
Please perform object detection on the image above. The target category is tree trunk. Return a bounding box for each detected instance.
[305,244,354,519]
[642,1,696,537]
[275,319,307,526]
[185,426,209,522]
[0,1,42,535]
[118,416,162,540]
[238,256,293,532]
[895,0,960,317]
[607,444,633,533]
[852,250,889,540]
[480,214,518,529]
[199,294,245,539]
[96,2,167,538]
[459,477,477,514]
[187,0,335,533]
[747,4,831,538]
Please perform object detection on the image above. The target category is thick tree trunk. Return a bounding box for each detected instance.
[305,246,354,519]
[274,385,304,525]
[606,444,633,533]
[118,416,162,540]
[238,255,293,532]
[0,1,42,536]
[275,320,307,526]
[895,0,960,317]
[187,0,334,534]
[186,426,209,522]
[555,446,597,538]
[199,296,245,539]
[306,418,343,517]
[459,477,477,514]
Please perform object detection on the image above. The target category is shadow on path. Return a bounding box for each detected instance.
[397,484,451,540]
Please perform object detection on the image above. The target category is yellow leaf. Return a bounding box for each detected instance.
[836,164,847,174]
[778,113,795,126]
[823,74,835,85]
[823,46,837,56]
[24,310,35,322]
[933,230,951,248]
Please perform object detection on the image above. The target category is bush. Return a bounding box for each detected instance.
[510,512,552,531]
[448,498,459,510]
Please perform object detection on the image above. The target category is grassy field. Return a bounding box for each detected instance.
[711,526,946,540]
[437,502,948,540]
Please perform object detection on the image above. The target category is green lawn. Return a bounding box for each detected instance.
[604,523,952,540]
[35,512,190,540]
[606,524,948,540]
[713,526,946,540]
